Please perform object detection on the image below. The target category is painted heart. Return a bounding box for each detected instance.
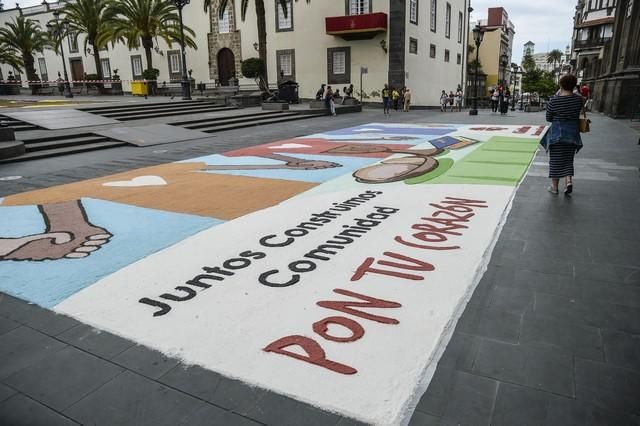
[102,175,167,187]
[268,143,312,149]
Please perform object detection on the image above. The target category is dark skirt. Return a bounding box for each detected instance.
[548,143,577,178]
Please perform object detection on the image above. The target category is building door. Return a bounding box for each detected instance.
[69,59,84,85]
[217,48,235,86]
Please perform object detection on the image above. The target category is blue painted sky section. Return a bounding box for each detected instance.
[0,198,219,308]
[317,124,458,138]
[183,153,379,183]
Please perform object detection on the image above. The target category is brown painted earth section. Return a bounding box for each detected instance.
[3,162,317,220]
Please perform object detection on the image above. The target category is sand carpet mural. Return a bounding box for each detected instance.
[0,123,545,425]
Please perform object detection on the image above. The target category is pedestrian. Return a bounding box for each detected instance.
[392,87,400,111]
[327,86,337,116]
[316,84,325,101]
[541,74,584,195]
[440,90,448,112]
[382,84,391,115]
[346,84,354,98]
[403,87,412,112]
[491,88,499,113]
[448,91,455,112]
[500,89,509,115]
[455,87,463,112]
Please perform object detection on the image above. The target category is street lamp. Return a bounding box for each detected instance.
[171,0,191,100]
[500,52,508,87]
[469,25,484,116]
[46,10,73,98]
[510,63,520,111]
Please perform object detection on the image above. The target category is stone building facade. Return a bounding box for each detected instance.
[207,0,243,85]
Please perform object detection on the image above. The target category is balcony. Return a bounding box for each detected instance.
[574,37,612,50]
[325,12,388,40]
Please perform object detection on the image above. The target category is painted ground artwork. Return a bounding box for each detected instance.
[0,123,546,425]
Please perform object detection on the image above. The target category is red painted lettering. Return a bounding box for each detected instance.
[351,257,425,281]
[313,316,365,343]
[395,235,460,251]
[317,288,401,324]
[263,335,357,375]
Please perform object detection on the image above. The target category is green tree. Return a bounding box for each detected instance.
[104,0,197,71]
[212,0,310,91]
[0,46,23,71]
[521,54,536,73]
[546,48,563,81]
[0,16,51,83]
[61,0,116,81]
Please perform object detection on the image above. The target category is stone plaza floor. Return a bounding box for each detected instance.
[0,106,639,425]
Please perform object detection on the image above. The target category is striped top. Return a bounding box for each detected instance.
[546,94,584,122]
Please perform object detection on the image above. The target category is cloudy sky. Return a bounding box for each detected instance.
[471,0,576,63]
[12,0,575,62]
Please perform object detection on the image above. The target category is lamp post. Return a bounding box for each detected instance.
[469,25,484,116]
[510,64,520,111]
[46,10,73,98]
[171,0,191,100]
[500,52,508,88]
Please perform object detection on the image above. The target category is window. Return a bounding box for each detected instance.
[627,0,634,17]
[101,58,111,78]
[409,38,418,54]
[327,47,350,84]
[131,55,143,77]
[457,53,461,64]
[169,52,181,73]
[430,44,436,58]
[349,0,369,15]
[430,0,437,32]
[276,0,293,31]
[37,57,48,81]
[444,49,450,62]
[68,32,78,53]
[333,51,346,74]
[410,0,418,24]
[445,3,451,38]
[277,49,295,81]
[458,11,463,43]
[218,5,231,33]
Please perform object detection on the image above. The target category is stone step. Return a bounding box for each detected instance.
[197,113,319,133]
[80,100,205,113]
[101,104,235,120]
[0,140,26,160]
[180,111,295,129]
[0,140,127,163]
[25,135,112,152]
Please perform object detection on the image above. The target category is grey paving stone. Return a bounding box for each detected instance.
[0,316,20,336]
[158,363,222,402]
[513,269,580,298]
[246,391,342,426]
[0,294,79,336]
[57,324,134,360]
[515,256,574,277]
[180,403,262,426]
[491,383,549,426]
[408,411,441,426]
[0,326,67,380]
[415,366,455,417]
[112,344,179,379]
[523,238,590,263]
[487,286,535,315]
[0,394,78,426]
[521,344,575,397]
[545,394,640,426]
[466,272,495,308]
[602,329,640,372]
[575,358,640,416]
[64,370,204,426]
[581,279,640,308]
[0,383,17,404]
[490,238,526,266]
[440,371,498,426]
[207,376,266,416]
[472,339,525,384]
[4,346,123,411]
[587,237,640,268]
[437,332,481,371]
[455,306,522,343]
[335,416,370,426]
[573,262,640,286]
[520,312,603,361]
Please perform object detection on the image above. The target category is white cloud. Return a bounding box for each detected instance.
[471,0,575,63]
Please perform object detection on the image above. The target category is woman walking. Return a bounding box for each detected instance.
[403,88,412,112]
[542,74,584,195]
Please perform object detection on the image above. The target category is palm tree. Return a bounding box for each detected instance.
[0,47,23,71]
[0,16,51,82]
[61,0,116,81]
[547,49,563,81]
[211,0,310,89]
[104,0,196,71]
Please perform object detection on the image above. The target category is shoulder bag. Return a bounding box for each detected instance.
[579,110,591,133]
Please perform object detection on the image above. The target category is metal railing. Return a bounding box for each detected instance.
[574,37,612,49]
